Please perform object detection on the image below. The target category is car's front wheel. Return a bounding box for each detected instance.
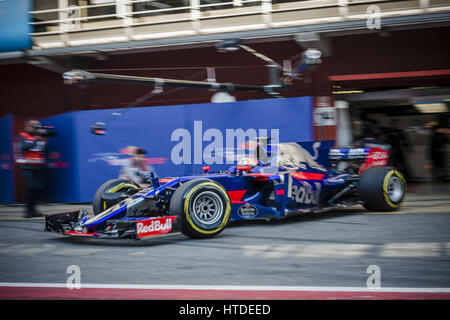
[92,178,141,215]
[169,179,231,239]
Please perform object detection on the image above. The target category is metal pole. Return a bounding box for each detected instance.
[63,70,278,94]
[59,0,68,41]
[236,44,282,95]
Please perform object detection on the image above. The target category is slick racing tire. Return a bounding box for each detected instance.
[169,179,231,239]
[359,166,406,212]
[93,178,141,215]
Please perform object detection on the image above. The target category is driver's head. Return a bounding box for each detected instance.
[237,156,258,167]
[135,148,147,160]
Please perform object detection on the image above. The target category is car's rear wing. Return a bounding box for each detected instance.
[329,147,390,173]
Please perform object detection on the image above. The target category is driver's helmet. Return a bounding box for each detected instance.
[237,156,258,168]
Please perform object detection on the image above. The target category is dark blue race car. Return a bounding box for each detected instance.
[45,140,406,240]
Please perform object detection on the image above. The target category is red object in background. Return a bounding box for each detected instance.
[144,158,168,165]
[359,148,390,174]
[0,154,12,170]
[93,128,106,135]
[202,166,210,172]
[47,151,69,169]
[328,69,450,81]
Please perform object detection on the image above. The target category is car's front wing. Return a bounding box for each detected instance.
[45,210,180,240]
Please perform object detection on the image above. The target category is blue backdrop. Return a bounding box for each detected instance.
[0,0,32,52]
[43,97,313,203]
[0,115,15,204]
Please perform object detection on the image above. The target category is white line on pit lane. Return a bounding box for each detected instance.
[380,242,443,258]
[242,242,450,259]
[1,242,450,259]
[1,282,450,293]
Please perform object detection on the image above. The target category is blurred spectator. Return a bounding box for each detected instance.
[119,147,157,186]
[354,117,390,150]
[16,119,49,218]
[427,122,448,182]
[362,117,378,139]
[386,119,412,182]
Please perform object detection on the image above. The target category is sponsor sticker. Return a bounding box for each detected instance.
[291,181,322,205]
[238,203,258,218]
[136,216,177,238]
[359,147,390,173]
[367,149,389,165]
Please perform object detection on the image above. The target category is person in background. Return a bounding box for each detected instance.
[354,117,391,150]
[428,122,448,183]
[119,147,157,187]
[17,119,49,218]
[386,119,412,182]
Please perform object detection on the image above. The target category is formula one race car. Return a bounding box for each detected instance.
[45,140,406,240]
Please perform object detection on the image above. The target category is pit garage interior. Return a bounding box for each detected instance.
[1,1,450,202]
[330,64,450,183]
[294,25,450,184]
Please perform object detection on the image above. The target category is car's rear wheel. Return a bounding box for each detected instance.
[169,179,231,239]
[92,179,141,215]
[359,166,406,211]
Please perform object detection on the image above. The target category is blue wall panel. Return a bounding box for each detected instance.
[42,96,312,203]
[43,112,79,202]
[73,105,186,203]
[0,0,32,52]
[0,115,15,204]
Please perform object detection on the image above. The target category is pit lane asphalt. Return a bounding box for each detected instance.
[0,189,449,289]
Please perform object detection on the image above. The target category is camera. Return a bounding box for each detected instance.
[32,124,57,138]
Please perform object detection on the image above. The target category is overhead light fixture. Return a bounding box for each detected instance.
[303,48,322,65]
[68,36,129,46]
[38,41,65,49]
[332,90,364,94]
[410,86,436,90]
[215,39,242,52]
[414,103,448,113]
